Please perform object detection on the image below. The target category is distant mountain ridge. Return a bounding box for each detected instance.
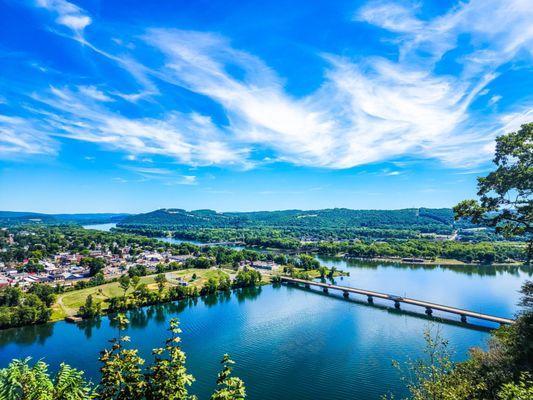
[0,211,129,226]
[119,207,467,231]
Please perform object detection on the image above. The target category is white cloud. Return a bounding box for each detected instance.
[356,1,424,34]
[488,95,502,106]
[0,114,57,157]
[16,0,533,170]
[29,86,249,167]
[385,171,402,176]
[172,175,197,185]
[35,0,91,33]
[78,86,114,102]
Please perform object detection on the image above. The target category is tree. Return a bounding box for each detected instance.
[98,314,146,400]
[154,273,167,295]
[146,318,196,399]
[131,275,141,291]
[454,123,533,263]
[81,257,105,276]
[0,358,93,400]
[210,354,246,400]
[1,316,247,400]
[78,294,101,319]
[391,325,483,400]
[119,275,130,300]
[498,373,533,400]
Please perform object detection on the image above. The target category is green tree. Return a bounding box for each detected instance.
[146,318,196,400]
[98,314,146,400]
[454,123,533,263]
[154,273,167,296]
[391,325,483,400]
[0,358,93,400]
[78,294,101,319]
[119,275,130,301]
[210,354,246,400]
[498,373,533,400]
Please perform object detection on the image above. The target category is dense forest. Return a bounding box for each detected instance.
[119,207,471,232]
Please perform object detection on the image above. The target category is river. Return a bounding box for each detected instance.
[1,255,531,399]
[28,224,526,398]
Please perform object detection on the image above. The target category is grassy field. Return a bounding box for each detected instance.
[50,266,344,321]
[51,268,234,321]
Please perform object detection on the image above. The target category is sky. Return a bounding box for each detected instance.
[0,0,532,213]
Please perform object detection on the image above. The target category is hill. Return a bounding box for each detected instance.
[119,208,467,232]
[0,212,129,226]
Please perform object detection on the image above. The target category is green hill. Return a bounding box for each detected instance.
[119,207,466,232]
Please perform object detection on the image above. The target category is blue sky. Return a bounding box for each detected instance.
[0,0,531,213]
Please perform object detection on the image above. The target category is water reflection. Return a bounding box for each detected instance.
[77,317,102,339]
[0,323,54,347]
[287,284,493,332]
[71,288,264,339]
[317,256,533,278]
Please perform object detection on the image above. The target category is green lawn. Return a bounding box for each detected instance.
[51,268,232,321]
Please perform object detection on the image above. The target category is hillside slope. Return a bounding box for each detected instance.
[119,208,466,231]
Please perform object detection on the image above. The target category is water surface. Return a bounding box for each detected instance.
[1,259,530,400]
[82,223,117,232]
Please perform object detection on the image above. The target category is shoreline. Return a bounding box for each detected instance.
[335,255,525,267]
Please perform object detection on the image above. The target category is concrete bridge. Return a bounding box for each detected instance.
[280,276,515,326]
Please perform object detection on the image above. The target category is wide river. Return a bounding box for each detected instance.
[1,224,528,399]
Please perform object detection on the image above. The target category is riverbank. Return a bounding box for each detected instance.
[50,266,347,322]
[51,268,237,321]
[340,255,524,267]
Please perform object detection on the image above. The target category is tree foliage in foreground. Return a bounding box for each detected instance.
[391,280,533,400]
[0,316,246,400]
[454,122,533,262]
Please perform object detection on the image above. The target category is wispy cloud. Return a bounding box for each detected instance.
[35,0,92,34]
[164,175,197,186]
[0,114,57,157]
[488,95,502,106]
[78,86,114,102]
[5,0,533,170]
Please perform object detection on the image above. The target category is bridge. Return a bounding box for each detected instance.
[280,277,515,326]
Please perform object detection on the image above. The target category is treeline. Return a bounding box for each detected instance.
[112,226,526,264]
[314,240,526,264]
[116,225,425,243]
[81,268,263,319]
[0,285,55,329]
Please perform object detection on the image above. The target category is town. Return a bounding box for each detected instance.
[0,227,284,290]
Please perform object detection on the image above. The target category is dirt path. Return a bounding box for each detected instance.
[56,294,76,317]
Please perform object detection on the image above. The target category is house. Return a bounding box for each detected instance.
[169,254,193,262]
[251,261,280,271]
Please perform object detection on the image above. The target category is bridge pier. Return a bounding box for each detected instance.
[280,277,514,326]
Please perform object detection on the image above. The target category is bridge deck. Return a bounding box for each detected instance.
[281,277,514,325]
